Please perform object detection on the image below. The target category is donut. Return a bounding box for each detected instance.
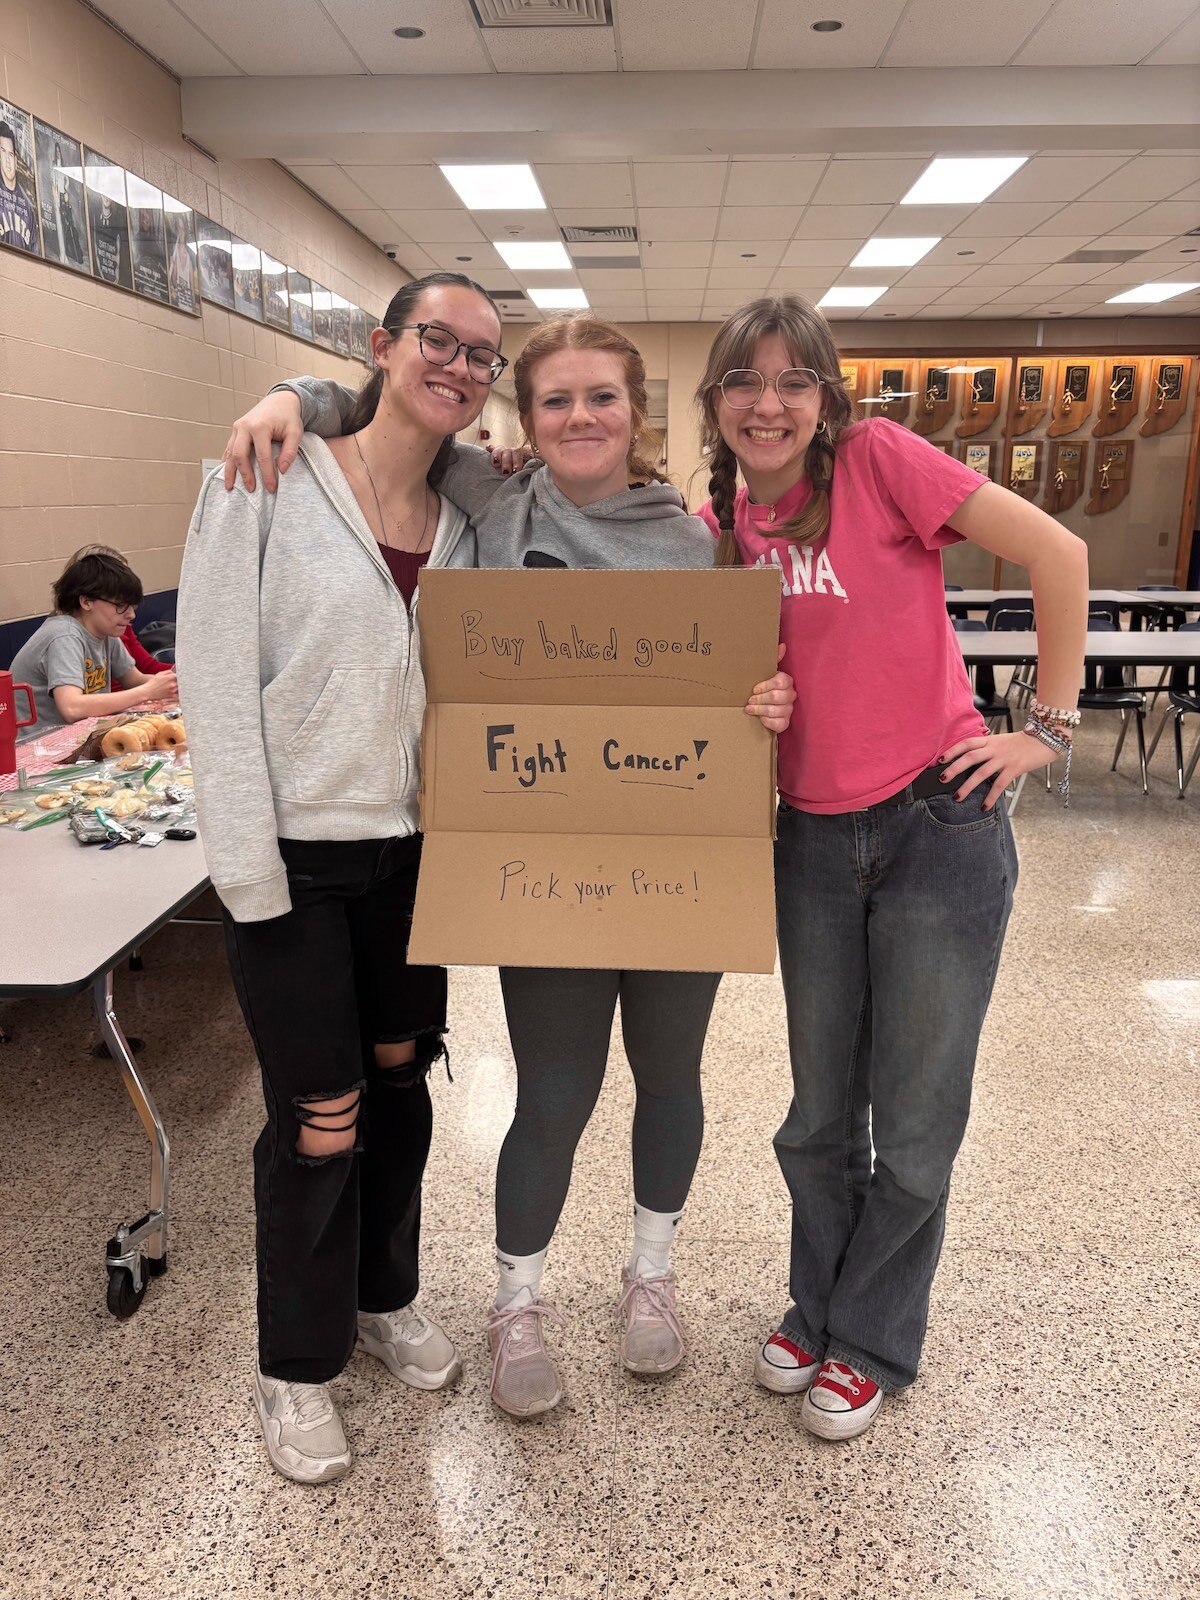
[102,725,146,758]
[154,720,187,750]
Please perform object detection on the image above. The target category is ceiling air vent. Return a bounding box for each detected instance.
[562,224,639,246]
[471,0,611,26]
[1060,248,1147,264]
[491,288,529,301]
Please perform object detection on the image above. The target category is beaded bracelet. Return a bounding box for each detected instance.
[1031,699,1082,729]
[1024,719,1073,806]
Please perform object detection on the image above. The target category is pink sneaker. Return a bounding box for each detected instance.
[754,1330,820,1395]
[801,1359,884,1440]
[486,1299,565,1418]
[617,1269,686,1374]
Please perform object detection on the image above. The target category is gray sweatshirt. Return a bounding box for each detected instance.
[274,377,716,573]
[176,436,470,923]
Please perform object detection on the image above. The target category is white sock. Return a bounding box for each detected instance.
[628,1203,683,1280]
[494,1247,547,1311]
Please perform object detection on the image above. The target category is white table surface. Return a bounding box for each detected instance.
[0,820,209,995]
[944,589,1152,607]
[957,631,1200,667]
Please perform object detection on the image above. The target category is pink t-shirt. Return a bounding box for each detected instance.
[699,418,988,814]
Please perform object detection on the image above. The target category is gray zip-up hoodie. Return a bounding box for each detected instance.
[176,436,470,923]
[274,376,716,573]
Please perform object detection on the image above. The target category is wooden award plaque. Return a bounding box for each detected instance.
[913,361,958,437]
[962,440,995,480]
[955,363,1004,438]
[839,361,867,412]
[1085,440,1134,515]
[1093,358,1142,438]
[1045,440,1088,515]
[1011,360,1050,437]
[1007,440,1042,501]
[1141,357,1194,436]
[867,361,913,425]
[1047,358,1098,437]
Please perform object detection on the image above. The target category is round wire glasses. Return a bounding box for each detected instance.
[718,368,823,408]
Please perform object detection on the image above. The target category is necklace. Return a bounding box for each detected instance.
[353,434,434,553]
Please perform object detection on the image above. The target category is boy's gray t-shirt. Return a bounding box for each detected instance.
[10,616,134,731]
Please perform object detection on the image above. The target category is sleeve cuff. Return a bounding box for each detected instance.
[216,871,292,924]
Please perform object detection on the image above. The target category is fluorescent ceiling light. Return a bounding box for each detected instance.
[851,237,939,268]
[818,286,888,307]
[901,157,1027,206]
[529,286,590,310]
[439,164,546,210]
[1106,281,1199,304]
[494,240,572,271]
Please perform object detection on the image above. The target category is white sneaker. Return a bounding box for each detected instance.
[253,1370,352,1484]
[617,1269,687,1374]
[754,1330,821,1395]
[800,1360,884,1441]
[356,1302,462,1391]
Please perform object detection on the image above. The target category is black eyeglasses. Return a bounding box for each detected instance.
[393,322,508,384]
[718,368,823,409]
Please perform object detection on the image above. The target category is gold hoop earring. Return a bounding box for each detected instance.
[815,419,827,435]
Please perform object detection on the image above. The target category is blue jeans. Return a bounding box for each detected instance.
[773,783,1017,1391]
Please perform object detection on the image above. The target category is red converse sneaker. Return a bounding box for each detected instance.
[801,1359,883,1440]
[754,1330,820,1395]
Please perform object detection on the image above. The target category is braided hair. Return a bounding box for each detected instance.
[694,297,856,566]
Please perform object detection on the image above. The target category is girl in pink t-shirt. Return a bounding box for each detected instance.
[695,296,1088,1442]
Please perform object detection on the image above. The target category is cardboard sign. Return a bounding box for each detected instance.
[409,568,782,973]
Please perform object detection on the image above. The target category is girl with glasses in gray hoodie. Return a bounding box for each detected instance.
[223,314,794,1423]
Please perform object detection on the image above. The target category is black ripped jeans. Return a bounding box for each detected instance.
[223,835,447,1383]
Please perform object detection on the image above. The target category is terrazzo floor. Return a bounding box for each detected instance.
[1,714,1197,1600]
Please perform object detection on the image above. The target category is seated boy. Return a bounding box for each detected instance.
[10,549,178,731]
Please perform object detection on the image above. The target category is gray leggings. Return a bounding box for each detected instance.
[495,967,722,1256]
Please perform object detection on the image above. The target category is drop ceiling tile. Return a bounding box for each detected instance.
[717,207,803,241]
[1081,155,1200,203]
[340,209,398,243]
[724,161,826,207]
[640,242,714,269]
[753,0,907,65]
[1082,235,1173,253]
[465,270,523,294]
[1127,201,1200,234]
[1134,240,1200,264]
[966,263,1040,288]
[421,242,509,272]
[880,0,1056,66]
[926,290,991,308]
[947,201,1062,236]
[811,158,930,206]
[618,0,758,70]
[321,0,491,74]
[646,289,705,306]
[706,267,776,289]
[581,290,647,306]
[710,240,786,269]
[482,25,618,72]
[1033,201,1157,236]
[922,237,1020,265]
[991,236,1092,264]
[643,269,709,290]
[342,166,460,210]
[536,165,634,210]
[634,163,728,207]
[286,165,375,210]
[1011,0,1197,64]
[893,262,981,287]
[868,287,937,305]
[637,208,721,242]
[793,205,891,240]
[577,269,646,291]
[554,209,638,232]
[779,239,860,268]
[768,271,844,293]
[888,203,979,234]
[646,308,702,322]
[174,0,363,74]
[85,0,240,73]
[1089,260,1180,283]
[1022,264,1109,287]
[387,210,486,244]
[1143,10,1200,63]
[989,155,1133,203]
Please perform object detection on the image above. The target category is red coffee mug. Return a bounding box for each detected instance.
[0,669,37,777]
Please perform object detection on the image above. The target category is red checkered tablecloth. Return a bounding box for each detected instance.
[2,719,102,792]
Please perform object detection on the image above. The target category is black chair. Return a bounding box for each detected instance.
[1079,619,1148,794]
[944,583,964,591]
[1145,620,1200,798]
[1130,584,1186,633]
[985,599,1036,706]
[954,618,1012,731]
[1088,602,1121,629]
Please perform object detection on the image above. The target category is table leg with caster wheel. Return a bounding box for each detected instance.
[93,970,170,1318]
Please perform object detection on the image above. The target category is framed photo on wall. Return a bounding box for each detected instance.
[196,213,234,309]
[232,237,263,321]
[32,119,87,271]
[84,148,133,289]
[163,196,200,314]
[332,294,352,356]
[261,252,289,330]
[126,173,170,303]
[311,283,334,350]
[288,270,313,340]
[0,98,42,256]
[350,307,370,363]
